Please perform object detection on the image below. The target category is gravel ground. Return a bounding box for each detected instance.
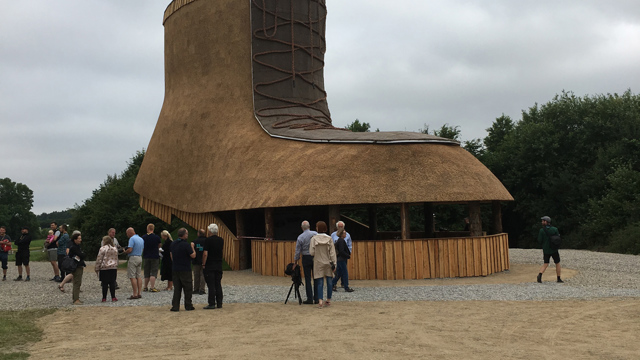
[0,249,638,311]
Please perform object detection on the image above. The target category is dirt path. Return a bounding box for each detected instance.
[29,298,640,359]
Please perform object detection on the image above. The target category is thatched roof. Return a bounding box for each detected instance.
[134,0,513,214]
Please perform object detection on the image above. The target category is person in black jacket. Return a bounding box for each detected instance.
[67,232,87,305]
[14,227,32,281]
[202,223,224,309]
[191,229,207,295]
[332,229,354,292]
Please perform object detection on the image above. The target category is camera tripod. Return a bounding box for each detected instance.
[285,280,303,305]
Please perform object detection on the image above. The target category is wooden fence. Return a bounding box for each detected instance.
[251,233,509,280]
[139,195,240,270]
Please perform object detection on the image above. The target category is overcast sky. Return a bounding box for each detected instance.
[2,1,639,215]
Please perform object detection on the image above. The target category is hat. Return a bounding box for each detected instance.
[21,226,29,230]
[540,216,551,223]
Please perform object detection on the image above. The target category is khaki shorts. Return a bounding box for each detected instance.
[47,248,58,262]
[144,258,159,278]
[127,256,142,279]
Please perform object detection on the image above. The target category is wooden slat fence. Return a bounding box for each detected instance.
[139,195,240,270]
[251,234,510,280]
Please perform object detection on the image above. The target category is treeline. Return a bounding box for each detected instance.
[349,90,640,254]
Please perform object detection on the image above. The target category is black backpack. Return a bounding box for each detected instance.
[543,228,562,250]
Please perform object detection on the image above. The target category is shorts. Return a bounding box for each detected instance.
[15,251,30,266]
[543,252,560,264]
[143,258,159,278]
[0,251,7,269]
[127,256,142,279]
[47,248,58,262]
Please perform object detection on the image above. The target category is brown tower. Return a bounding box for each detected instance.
[135,0,512,277]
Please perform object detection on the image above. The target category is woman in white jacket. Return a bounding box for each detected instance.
[309,221,337,308]
[95,236,120,302]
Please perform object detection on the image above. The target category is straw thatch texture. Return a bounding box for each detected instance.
[134,0,513,215]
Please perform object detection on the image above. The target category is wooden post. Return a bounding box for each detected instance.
[328,205,340,234]
[492,201,503,234]
[401,203,411,239]
[236,210,249,269]
[368,205,377,240]
[264,207,274,239]
[468,203,482,237]
[424,202,434,238]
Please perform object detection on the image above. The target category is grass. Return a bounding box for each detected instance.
[0,309,56,359]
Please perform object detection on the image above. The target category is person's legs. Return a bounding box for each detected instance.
[538,253,551,282]
[199,268,206,293]
[302,257,313,301]
[0,252,7,279]
[16,264,23,277]
[149,259,159,290]
[172,271,182,310]
[137,277,143,296]
[214,270,223,308]
[326,276,333,301]
[58,254,66,279]
[101,280,108,300]
[332,263,342,290]
[193,265,201,293]
[204,270,215,307]
[340,260,349,289]
[60,273,73,287]
[183,271,193,309]
[72,267,83,302]
[144,259,150,289]
[317,277,324,302]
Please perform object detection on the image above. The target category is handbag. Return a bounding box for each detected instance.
[61,256,78,273]
[1,243,10,252]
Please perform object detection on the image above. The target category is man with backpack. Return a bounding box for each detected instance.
[537,216,563,283]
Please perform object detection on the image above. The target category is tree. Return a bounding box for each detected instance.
[0,178,39,240]
[481,90,640,251]
[345,119,371,132]
[463,138,485,159]
[71,150,163,259]
[421,123,461,141]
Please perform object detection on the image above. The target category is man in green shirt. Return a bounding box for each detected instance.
[537,216,563,283]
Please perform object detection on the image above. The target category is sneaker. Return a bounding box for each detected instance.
[143,288,149,292]
[203,305,216,309]
[537,273,542,283]
[170,308,179,312]
[185,306,195,311]
[2,275,6,281]
[303,299,314,305]
[50,276,57,281]
[344,287,355,292]
[53,275,61,282]
[102,298,107,302]
[557,278,564,283]
[13,276,22,281]
[150,288,160,293]
[332,285,337,291]
[112,298,118,302]
[25,276,30,282]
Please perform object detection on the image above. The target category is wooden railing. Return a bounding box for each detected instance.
[139,195,240,270]
[251,234,510,280]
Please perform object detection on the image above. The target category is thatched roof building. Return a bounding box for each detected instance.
[134,0,513,277]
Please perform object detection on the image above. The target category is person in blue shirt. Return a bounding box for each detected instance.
[124,227,145,299]
[294,220,318,304]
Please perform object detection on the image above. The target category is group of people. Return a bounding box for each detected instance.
[295,220,355,308]
[1,215,564,308]
[72,223,225,311]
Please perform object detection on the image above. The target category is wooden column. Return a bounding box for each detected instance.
[264,207,274,239]
[424,202,434,238]
[492,201,503,234]
[236,210,249,269]
[400,203,411,239]
[368,205,377,240]
[468,203,482,237]
[328,205,340,234]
